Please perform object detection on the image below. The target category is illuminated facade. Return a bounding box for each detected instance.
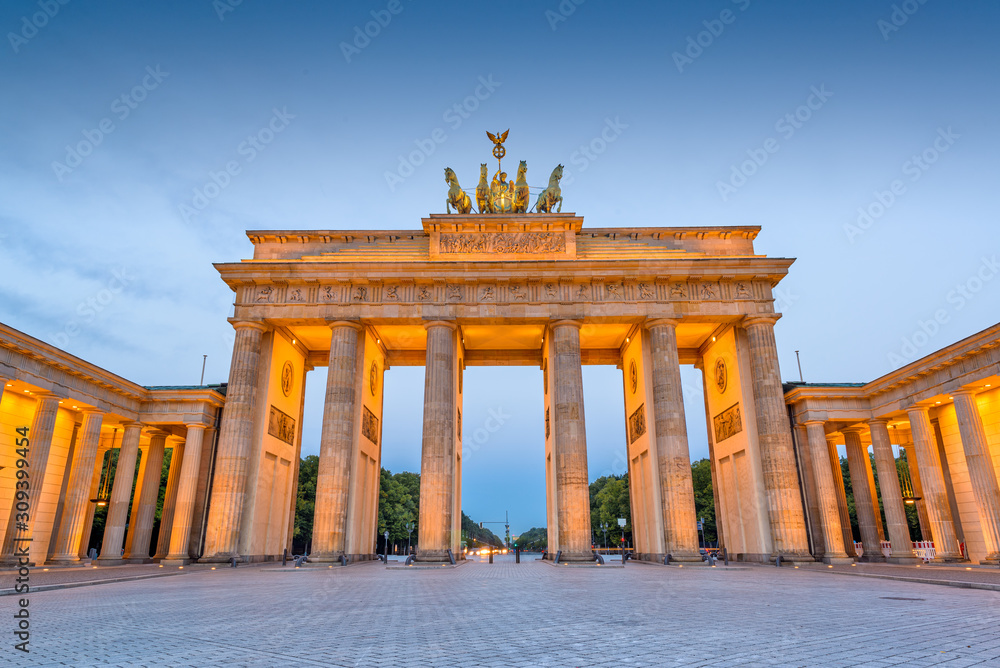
[1,214,997,567]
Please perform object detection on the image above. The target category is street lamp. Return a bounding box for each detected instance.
[601,523,608,554]
[617,518,626,561]
[405,522,414,556]
[383,530,389,563]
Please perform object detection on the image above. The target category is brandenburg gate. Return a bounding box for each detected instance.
[203,211,811,564]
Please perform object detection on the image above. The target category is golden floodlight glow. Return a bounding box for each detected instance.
[712,336,716,341]
[211,567,216,570]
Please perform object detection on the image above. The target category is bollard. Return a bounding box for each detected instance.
[664,553,671,566]
[723,548,729,567]
[230,556,238,569]
[282,549,288,567]
[489,550,493,564]
[775,555,782,568]
[515,548,520,564]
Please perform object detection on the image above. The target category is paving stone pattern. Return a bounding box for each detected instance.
[8,556,1000,667]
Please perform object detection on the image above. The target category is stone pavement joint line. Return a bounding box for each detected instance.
[12,556,1000,666]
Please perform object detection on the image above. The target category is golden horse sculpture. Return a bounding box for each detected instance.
[533,164,564,213]
[445,167,472,214]
[476,163,493,214]
[512,160,529,213]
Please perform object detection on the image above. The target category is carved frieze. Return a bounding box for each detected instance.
[712,403,743,443]
[361,405,379,445]
[628,403,646,444]
[439,232,566,255]
[268,405,296,445]
[239,278,764,307]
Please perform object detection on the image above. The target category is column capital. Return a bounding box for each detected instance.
[184,422,209,431]
[801,419,826,427]
[327,320,363,332]
[743,314,781,328]
[645,317,681,330]
[549,319,582,331]
[951,388,978,398]
[841,425,866,435]
[867,417,890,426]
[228,319,269,333]
[905,404,931,417]
[422,320,458,331]
[79,408,104,416]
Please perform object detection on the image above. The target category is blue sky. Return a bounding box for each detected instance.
[1,1,998,533]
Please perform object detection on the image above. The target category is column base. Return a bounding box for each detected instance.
[415,549,452,563]
[160,557,193,566]
[931,555,967,563]
[309,551,346,563]
[46,556,83,565]
[885,555,922,565]
[979,557,1000,565]
[857,555,886,563]
[553,550,596,563]
[94,558,127,566]
[822,556,855,565]
[198,552,240,564]
[124,557,154,564]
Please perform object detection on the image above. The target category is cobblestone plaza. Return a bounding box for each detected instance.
[13,558,1000,667]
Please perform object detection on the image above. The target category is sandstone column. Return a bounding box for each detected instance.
[201,321,268,562]
[742,316,810,558]
[163,424,206,564]
[550,321,593,562]
[843,428,884,561]
[154,442,184,559]
[902,441,932,541]
[646,319,700,561]
[906,406,962,560]
[417,321,458,562]
[124,431,166,562]
[49,411,104,563]
[827,437,857,557]
[97,422,143,565]
[312,322,363,560]
[869,419,919,564]
[1,392,61,565]
[952,390,1000,563]
[803,422,851,563]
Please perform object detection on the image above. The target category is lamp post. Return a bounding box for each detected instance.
[383,530,389,563]
[617,518,626,561]
[601,523,608,554]
[405,522,414,556]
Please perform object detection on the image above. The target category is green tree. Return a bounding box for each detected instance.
[590,474,630,547]
[292,455,319,554]
[691,458,717,545]
[512,527,547,550]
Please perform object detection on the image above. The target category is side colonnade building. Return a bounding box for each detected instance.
[786,322,1000,565]
[0,322,228,566]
